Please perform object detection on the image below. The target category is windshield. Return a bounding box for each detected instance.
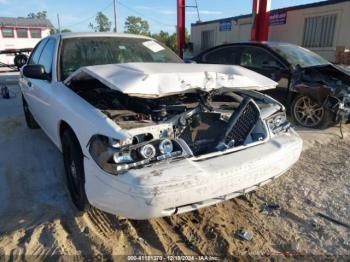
[60,37,182,80]
[268,43,330,68]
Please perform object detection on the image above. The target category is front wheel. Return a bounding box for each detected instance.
[291,95,333,128]
[22,95,39,129]
[62,128,90,212]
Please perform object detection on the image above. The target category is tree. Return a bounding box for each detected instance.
[152,30,175,51]
[89,12,111,32]
[152,29,190,53]
[27,11,47,19]
[124,16,150,36]
[61,28,72,33]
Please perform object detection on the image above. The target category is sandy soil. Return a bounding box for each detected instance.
[0,82,349,259]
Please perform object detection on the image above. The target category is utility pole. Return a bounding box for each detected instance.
[177,0,185,58]
[57,14,61,33]
[251,0,271,41]
[113,0,117,32]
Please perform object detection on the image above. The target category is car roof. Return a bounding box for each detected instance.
[228,41,297,47]
[193,40,293,67]
[52,32,153,40]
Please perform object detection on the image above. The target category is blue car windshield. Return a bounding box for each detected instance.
[268,43,330,68]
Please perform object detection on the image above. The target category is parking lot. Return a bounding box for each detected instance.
[0,74,349,258]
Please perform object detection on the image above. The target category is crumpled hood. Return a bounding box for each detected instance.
[64,63,277,97]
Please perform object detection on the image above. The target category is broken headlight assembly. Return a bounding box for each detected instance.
[266,112,290,135]
[88,135,184,175]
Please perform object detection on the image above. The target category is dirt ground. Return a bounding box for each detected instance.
[0,80,349,260]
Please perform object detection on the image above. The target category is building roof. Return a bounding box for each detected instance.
[0,17,53,28]
[192,0,350,27]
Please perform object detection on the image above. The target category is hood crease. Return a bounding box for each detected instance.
[64,63,278,98]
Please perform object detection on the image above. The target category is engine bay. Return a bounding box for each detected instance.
[70,79,275,158]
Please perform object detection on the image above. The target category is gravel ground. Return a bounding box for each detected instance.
[0,80,349,260]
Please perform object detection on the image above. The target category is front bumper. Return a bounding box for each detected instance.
[84,130,303,219]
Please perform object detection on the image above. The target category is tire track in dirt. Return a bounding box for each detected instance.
[147,218,196,255]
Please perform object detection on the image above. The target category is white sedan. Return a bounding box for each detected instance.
[20,33,302,219]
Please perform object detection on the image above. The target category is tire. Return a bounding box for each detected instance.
[22,95,39,129]
[14,54,28,69]
[291,95,333,129]
[62,128,90,211]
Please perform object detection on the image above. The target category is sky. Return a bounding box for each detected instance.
[0,0,325,33]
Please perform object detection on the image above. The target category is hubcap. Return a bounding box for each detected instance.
[294,96,324,127]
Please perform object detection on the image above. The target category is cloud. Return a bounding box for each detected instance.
[159,10,176,15]
[135,6,223,17]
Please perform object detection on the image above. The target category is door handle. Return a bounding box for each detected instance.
[28,81,32,88]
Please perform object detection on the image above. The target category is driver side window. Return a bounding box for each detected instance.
[38,38,56,75]
[240,46,282,69]
[28,39,48,65]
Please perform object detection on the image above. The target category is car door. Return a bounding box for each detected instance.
[197,46,241,65]
[22,37,57,137]
[239,46,290,103]
[21,38,48,120]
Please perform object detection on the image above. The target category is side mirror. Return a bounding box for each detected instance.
[23,64,47,80]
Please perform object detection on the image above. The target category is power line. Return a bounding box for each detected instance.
[62,1,113,29]
[117,0,175,28]
[187,0,201,22]
[194,0,201,22]
[61,0,175,31]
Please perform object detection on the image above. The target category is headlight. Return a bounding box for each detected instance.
[140,144,156,159]
[266,112,290,135]
[159,139,173,154]
[88,135,183,175]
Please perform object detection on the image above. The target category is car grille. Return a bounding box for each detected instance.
[179,99,260,156]
[223,99,260,147]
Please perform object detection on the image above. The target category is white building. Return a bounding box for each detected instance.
[0,17,53,65]
[191,0,350,62]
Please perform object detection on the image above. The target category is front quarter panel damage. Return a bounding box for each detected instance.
[291,65,350,121]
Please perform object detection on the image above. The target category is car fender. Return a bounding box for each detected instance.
[49,82,130,155]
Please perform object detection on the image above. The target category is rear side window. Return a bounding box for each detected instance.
[240,46,283,69]
[201,46,240,65]
[28,39,48,65]
[38,38,56,75]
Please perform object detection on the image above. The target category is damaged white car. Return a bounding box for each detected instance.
[20,33,302,219]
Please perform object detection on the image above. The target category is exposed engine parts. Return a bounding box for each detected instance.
[71,79,282,158]
[292,65,350,121]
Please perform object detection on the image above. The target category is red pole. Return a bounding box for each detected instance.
[251,0,271,41]
[251,0,259,41]
[177,0,185,58]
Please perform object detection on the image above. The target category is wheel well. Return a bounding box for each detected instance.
[59,121,74,148]
[59,121,84,153]
[286,92,299,115]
